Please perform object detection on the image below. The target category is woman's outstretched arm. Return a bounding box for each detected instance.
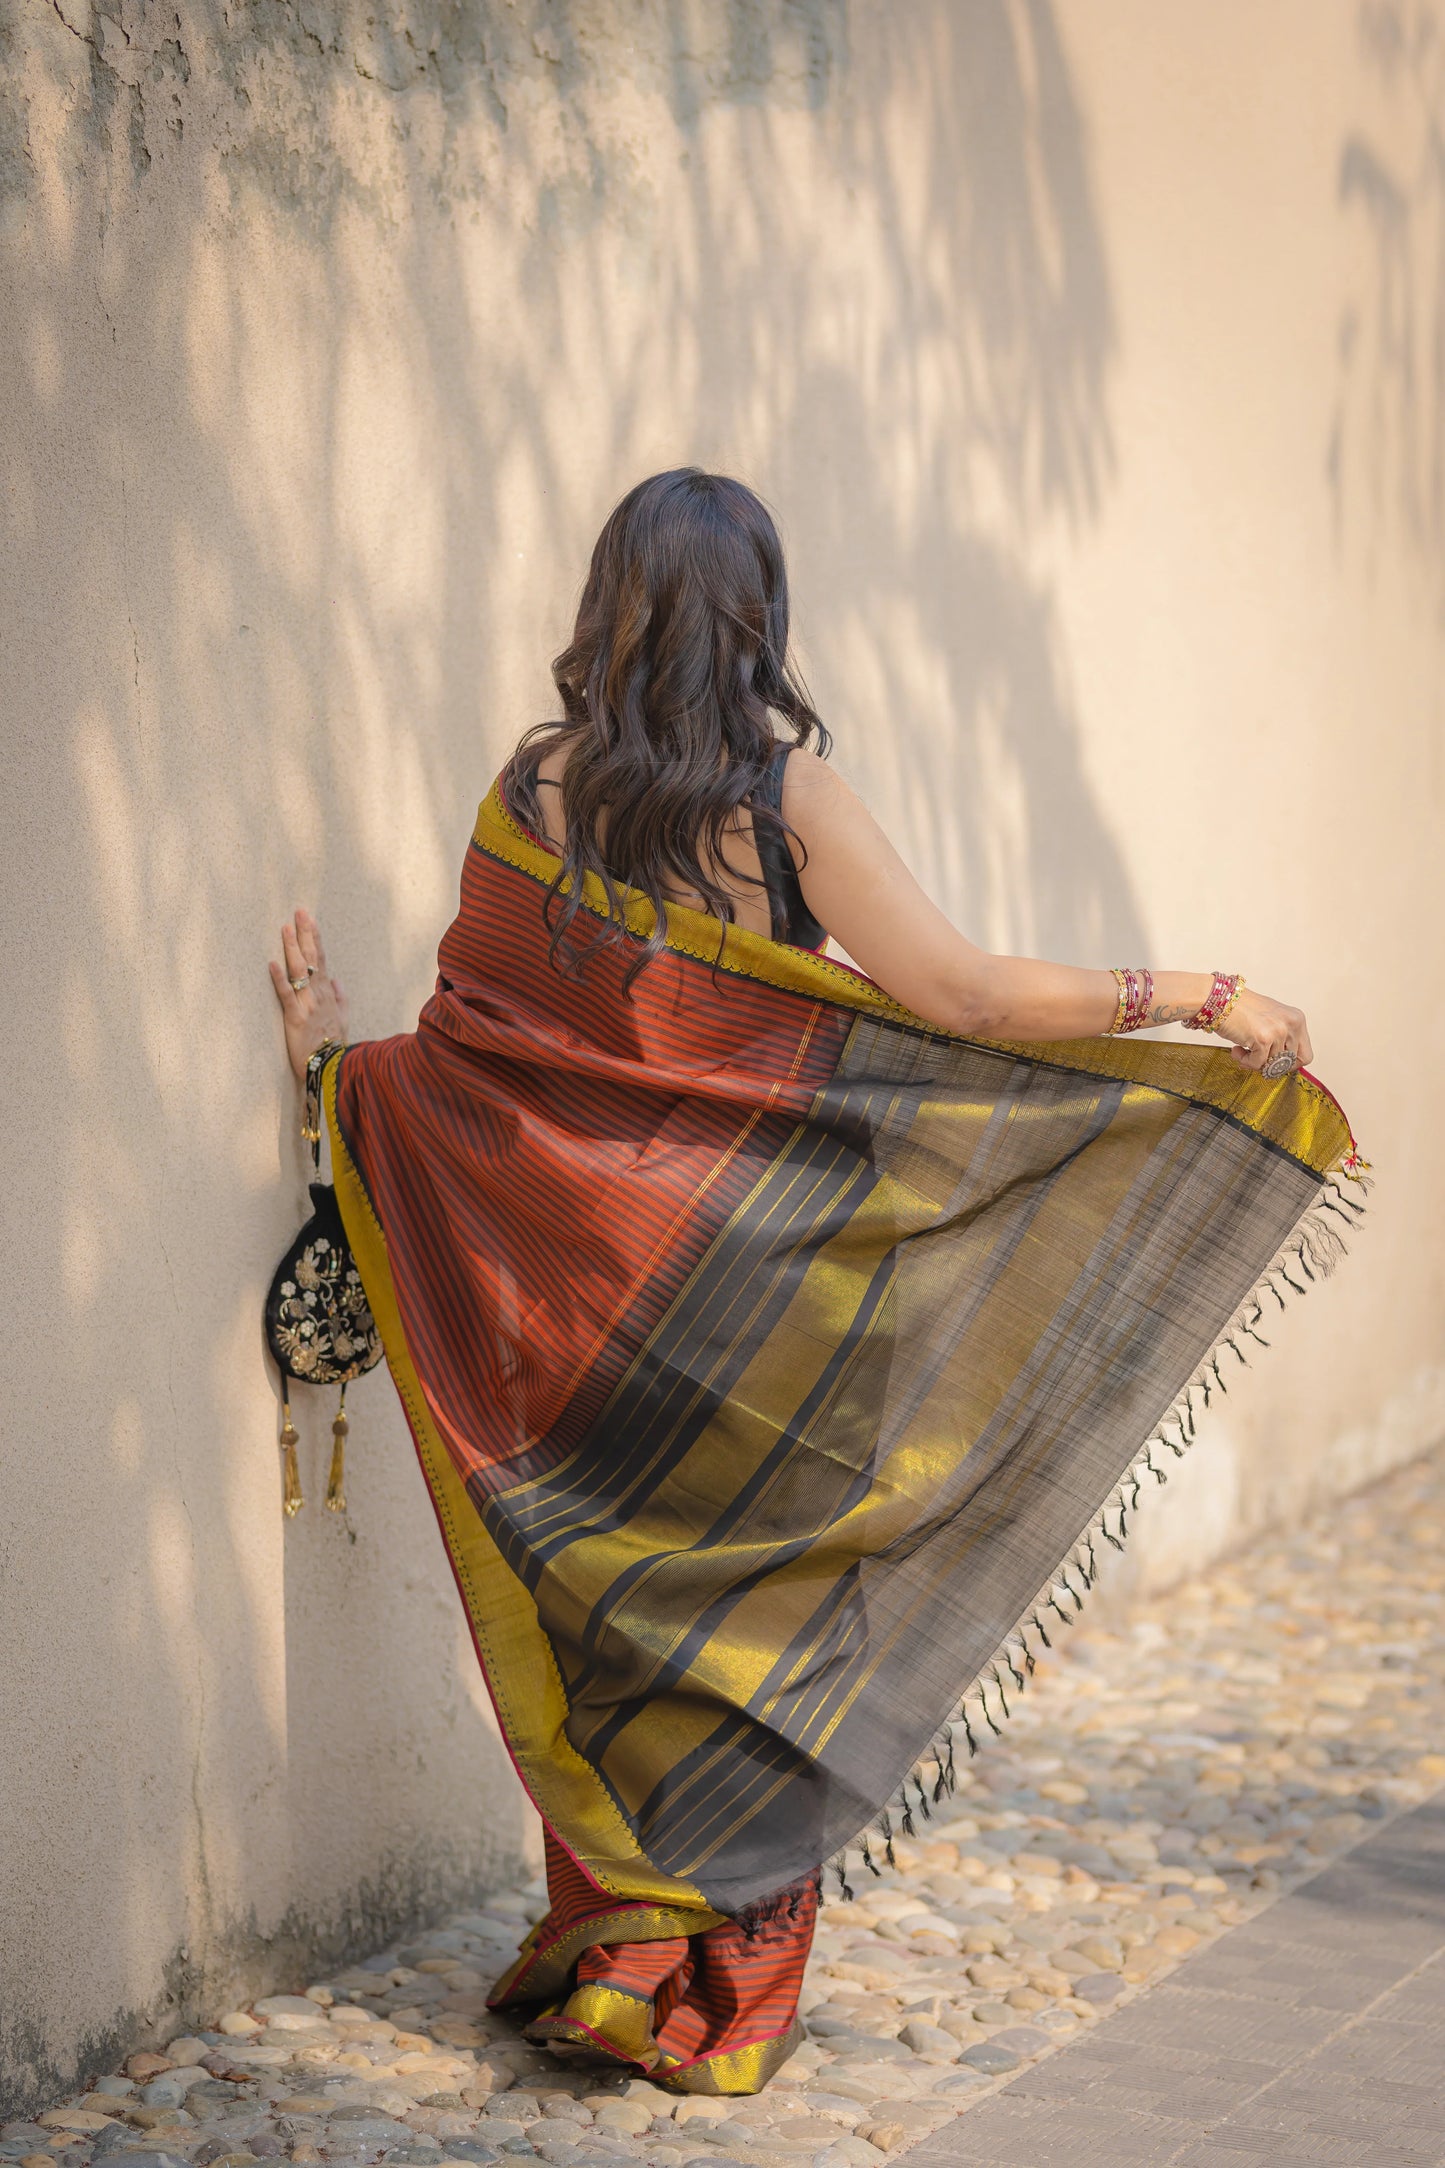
[783,752,1311,1076]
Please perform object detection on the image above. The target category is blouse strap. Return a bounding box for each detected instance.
[756,741,791,811]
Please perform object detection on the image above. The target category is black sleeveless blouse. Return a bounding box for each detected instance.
[753,745,827,952]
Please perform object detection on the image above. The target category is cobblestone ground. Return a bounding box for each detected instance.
[10,1449,1445,2168]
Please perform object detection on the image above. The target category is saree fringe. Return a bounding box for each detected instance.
[828,1158,1372,1901]
[732,1868,825,1938]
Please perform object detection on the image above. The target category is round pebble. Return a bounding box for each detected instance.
[986,2027,1049,2056]
[956,2043,1019,2075]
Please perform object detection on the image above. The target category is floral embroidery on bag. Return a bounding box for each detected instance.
[266,1182,383,1390]
[270,1222,379,1383]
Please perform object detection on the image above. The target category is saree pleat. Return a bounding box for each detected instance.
[326,777,1366,2085]
[489,1833,814,2091]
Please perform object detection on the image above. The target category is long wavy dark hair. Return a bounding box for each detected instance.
[508,468,829,985]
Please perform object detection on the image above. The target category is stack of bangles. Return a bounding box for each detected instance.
[1109,966,1244,1036]
[1108,965,1156,1035]
[1108,968,1296,1077]
[1184,970,1245,1034]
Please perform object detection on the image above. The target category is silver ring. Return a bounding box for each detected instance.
[1262,1050,1299,1080]
[288,975,308,994]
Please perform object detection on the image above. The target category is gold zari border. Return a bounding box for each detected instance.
[489,1902,712,2011]
[654,2019,806,2095]
[526,1982,663,2068]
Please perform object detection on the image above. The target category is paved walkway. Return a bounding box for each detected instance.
[7,1449,1445,2168]
[909,1791,1445,2165]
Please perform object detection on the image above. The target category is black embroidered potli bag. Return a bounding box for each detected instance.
[264,1045,381,1516]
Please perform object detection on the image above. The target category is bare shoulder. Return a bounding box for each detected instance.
[781,744,836,793]
[780,744,873,848]
[779,744,854,823]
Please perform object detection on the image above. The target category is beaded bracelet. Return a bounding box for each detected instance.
[1184,972,1244,1034]
[1109,966,1154,1034]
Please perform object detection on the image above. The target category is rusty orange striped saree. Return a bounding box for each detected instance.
[324,777,1366,2092]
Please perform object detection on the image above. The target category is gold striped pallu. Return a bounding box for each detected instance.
[324,775,1368,2092]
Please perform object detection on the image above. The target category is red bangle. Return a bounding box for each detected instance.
[1109,966,1155,1034]
[1184,972,1244,1033]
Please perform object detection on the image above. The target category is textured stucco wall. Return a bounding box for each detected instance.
[2,0,1441,2118]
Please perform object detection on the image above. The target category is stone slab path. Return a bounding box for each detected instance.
[908,1789,1445,2165]
[6,1447,1445,2168]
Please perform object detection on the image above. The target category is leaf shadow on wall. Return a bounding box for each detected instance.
[1,0,1146,2098]
[1329,0,1445,627]
[657,0,1138,960]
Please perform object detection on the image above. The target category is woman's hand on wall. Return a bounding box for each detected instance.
[269,908,349,1080]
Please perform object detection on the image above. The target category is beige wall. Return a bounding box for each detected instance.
[2,0,1440,2115]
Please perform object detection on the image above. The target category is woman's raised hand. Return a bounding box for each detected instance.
[269,908,349,1080]
[1211,986,1312,1075]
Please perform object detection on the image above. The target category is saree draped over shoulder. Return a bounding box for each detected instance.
[325,779,1366,2092]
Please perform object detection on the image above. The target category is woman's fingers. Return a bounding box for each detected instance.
[280,919,311,991]
[1233,1033,1311,1076]
[269,956,299,1011]
[295,907,326,976]
[294,914,319,973]
[1280,1004,1311,1069]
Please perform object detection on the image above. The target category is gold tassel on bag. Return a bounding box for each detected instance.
[325,1384,348,1513]
[280,1397,305,1517]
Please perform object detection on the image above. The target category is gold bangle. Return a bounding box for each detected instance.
[1109,967,1129,1035]
[1212,974,1245,1031]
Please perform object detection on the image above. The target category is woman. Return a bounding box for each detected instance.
[269,469,1363,2095]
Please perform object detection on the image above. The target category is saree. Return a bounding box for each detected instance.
[324,777,1367,2092]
